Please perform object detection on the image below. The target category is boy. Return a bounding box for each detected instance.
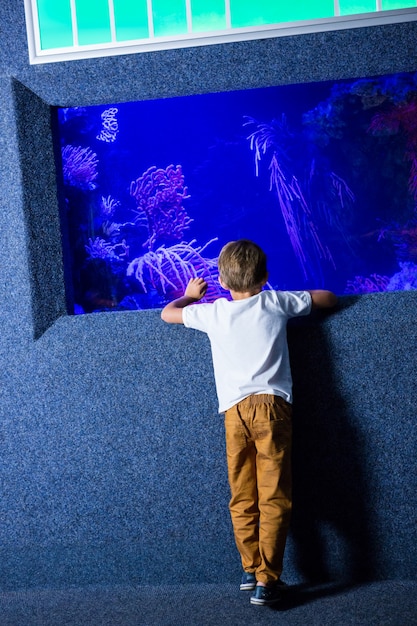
[161,239,337,605]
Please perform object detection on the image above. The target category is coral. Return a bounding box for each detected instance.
[375,219,417,263]
[303,74,417,142]
[101,220,121,239]
[112,239,129,259]
[368,100,417,200]
[130,165,192,250]
[77,162,222,309]
[62,145,98,190]
[345,273,390,294]
[349,79,389,110]
[126,239,223,301]
[96,107,119,143]
[100,195,120,217]
[245,115,290,176]
[386,262,417,291]
[394,221,417,262]
[85,237,119,260]
[331,172,355,208]
[117,294,145,311]
[59,107,87,124]
[302,90,348,142]
[245,116,336,280]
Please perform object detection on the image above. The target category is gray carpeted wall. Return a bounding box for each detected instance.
[0,2,416,590]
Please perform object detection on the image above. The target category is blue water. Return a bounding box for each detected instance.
[55,71,417,314]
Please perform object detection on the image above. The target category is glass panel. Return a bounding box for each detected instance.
[37,0,73,50]
[230,0,335,27]
[75,0,112,45]
[273,0,335,22]
[339,0,377,15]
[230,0,263,27]
[152,0,188,37]
[191,0,227,32]
[113,0,149,41]
[382,0,416,8]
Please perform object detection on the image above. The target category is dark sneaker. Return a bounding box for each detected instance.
[250,581,286,605]
[240,571,257,591]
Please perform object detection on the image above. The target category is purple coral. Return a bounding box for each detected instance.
[130,164,192,250]
[96,107,119,143]
[62,145,98,190]
[345,273,390,294]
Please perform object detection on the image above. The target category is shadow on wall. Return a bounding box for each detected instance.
[288,300,376,584]
[12,79,67,340]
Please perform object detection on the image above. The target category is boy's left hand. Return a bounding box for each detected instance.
[185,277,208,301]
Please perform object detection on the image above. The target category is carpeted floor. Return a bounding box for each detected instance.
[0,581,416,626]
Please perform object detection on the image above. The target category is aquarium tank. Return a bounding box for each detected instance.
[54,71,417,314]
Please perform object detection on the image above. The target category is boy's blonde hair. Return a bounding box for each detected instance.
[218,240,267,292]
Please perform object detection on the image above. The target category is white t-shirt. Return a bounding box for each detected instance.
[182,289,312,413]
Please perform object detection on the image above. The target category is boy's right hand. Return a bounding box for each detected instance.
[161,277,208,324]
[185,277,208,301]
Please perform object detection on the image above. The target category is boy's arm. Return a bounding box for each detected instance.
[161,277,208,324]
[308,290,338,309]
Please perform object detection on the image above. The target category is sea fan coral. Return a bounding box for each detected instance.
[62,145,98,190]
[126,239,222,301]
[331,172,355,208]
[245,116,335,280]
[130,165,192,250]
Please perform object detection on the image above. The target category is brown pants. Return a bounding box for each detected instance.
[224,394,292,585]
